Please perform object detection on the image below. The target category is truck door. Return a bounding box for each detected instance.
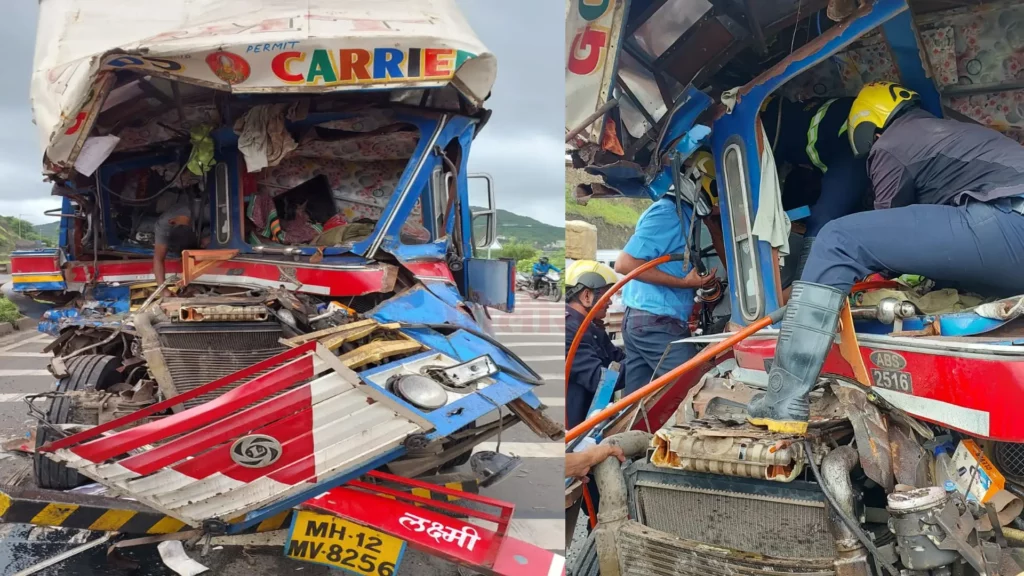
[460,174,516,313]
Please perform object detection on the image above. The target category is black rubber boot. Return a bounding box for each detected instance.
[747,281,845,434]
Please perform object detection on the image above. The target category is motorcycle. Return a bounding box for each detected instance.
[529,270,562,302]
[515,272,533,292]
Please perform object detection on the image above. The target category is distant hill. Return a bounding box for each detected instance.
[495,208,564,249]
[34,221,60,243]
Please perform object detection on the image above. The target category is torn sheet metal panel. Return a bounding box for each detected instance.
[42,344,430,526]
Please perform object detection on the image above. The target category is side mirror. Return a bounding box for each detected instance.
[468,173,497,250]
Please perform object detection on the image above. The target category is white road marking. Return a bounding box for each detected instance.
[538,396,564,407]
[494,332,563,338]
[518,355,563,362]
[0,352,50,358]
[210,518,565,551]
[537,374,564,381]
[0,370,52,377]
[0,393,43,402]
[473,442,563,459]
[505,342,560,348]
[0,334,51,352]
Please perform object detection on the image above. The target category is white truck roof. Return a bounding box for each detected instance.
[32,0,496,172]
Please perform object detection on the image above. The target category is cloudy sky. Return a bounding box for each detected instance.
[0,1,565,227]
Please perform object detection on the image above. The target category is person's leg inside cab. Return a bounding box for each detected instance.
[749,201,1024,432]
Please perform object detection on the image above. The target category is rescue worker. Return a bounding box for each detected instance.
[531,256,561,291]
[761,95,872,278]
[565,260,625,429]
[153,201,200,293]
[615,193,718,394]
[749,82,1024,433]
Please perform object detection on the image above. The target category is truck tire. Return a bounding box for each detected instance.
[34,355,123,490]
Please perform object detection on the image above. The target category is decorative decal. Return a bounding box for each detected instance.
[206,51,252,85]
[231,434,282,468]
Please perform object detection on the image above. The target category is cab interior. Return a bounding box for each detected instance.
[59,71,478,264]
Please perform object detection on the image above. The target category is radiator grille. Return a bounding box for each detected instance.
[995,442,1024,480]
[617,521,835,576]
[634,476,836,559]
[155,322,287,410]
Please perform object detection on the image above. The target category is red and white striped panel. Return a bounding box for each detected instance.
[46,345,430,526]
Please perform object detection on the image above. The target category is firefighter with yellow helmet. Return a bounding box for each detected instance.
[749,81,1024,434]
[565,260,625,429]
[760,94,872,279]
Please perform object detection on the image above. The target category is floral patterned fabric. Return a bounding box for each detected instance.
[115,105,222,152]
[293,131,419,162]
[782,3,1024,143]
[255,156,427,243]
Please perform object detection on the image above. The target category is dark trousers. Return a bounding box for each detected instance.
[803,201,1024,294]
[804,154,870,237]
[621,308,696,394]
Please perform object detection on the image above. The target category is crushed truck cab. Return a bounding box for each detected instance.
[4,5,562,573]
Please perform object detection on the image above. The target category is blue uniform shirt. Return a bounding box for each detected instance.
[532,262,560,276]
[621,197,696,319]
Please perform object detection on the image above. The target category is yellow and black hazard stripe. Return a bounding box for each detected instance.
[0,490,190,534]
[0,479,478,535]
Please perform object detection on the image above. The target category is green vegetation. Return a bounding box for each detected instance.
[494,239,538,263]
[564,185,650,249]
[33,221,60,244]
[0,298,20,324]
[0,216,57,260]
[564,186,649,227]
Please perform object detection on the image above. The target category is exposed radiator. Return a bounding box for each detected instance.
[630,463,836,561]
[617,521,835,576]
[155,322,287,410]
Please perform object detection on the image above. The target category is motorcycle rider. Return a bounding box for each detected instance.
[531,256,561,292]
[565,260,625,428]
[748,81,1024,434]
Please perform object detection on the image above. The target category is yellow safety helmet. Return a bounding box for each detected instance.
[566,260,618,301]
[848,82,920,158]
[689,150,718,205]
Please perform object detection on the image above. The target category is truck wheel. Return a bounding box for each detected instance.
[34,355,123,490]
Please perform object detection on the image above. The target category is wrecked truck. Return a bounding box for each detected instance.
[567,0,1024,574]
[2,1,563,570]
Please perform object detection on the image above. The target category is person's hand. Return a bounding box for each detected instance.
[682,266,718,288]
[566,444,626,481]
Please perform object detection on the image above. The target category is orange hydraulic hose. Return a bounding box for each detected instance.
[565,309,783,443]
[564,254,678,393]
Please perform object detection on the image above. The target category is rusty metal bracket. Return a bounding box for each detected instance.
[837,302,871,386]
[178,249,239,287]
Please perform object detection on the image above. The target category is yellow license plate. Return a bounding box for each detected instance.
[286,510,406,575]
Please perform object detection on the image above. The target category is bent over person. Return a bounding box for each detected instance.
[749,82,1024,433]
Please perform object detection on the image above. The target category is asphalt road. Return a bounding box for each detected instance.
[0,292,565,575]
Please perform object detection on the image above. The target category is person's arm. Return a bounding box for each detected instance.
[553,265,562,273]
[153,243,168,285]
[869,149,916,210]
[565,445,626,479]
[615,251,714,288]
[568,338,606,394]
